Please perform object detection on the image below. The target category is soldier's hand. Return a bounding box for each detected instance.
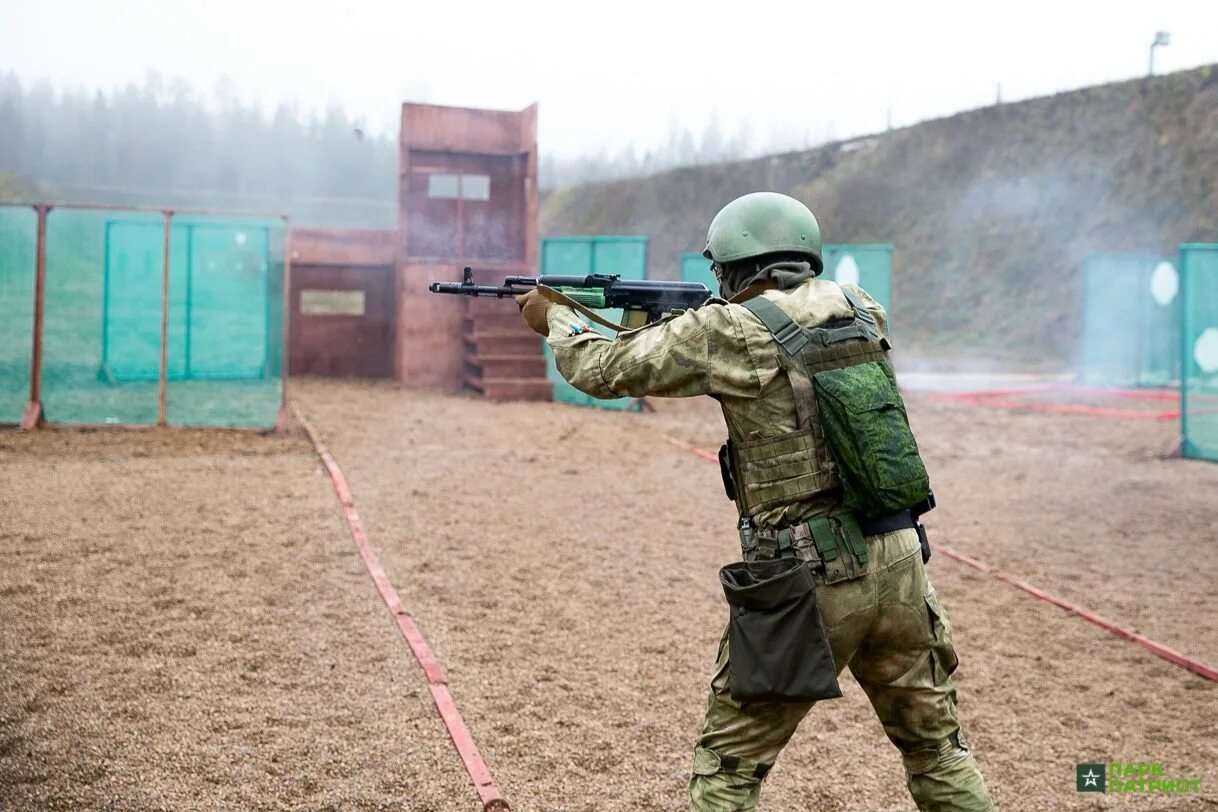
[515,289,552,336]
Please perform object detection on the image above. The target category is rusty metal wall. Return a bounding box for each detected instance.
[396,103,539,392]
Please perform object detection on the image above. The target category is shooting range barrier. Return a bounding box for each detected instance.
[1180,244,1218,462]
[1080,254,1181,388]
[931,247,1218,464]
[0,203,288,430]
[680,244,893,317]
[541,236,648,410]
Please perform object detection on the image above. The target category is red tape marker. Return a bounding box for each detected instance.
[292,402,510,811]
[661,431,1218,683]
[925,384,1184,420]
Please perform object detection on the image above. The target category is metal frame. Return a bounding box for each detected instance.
[20,205,49,428]
[1,201,291,432]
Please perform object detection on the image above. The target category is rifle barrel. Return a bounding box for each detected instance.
[428,281,529,298]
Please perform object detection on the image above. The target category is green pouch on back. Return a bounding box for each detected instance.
[812,362,930,518]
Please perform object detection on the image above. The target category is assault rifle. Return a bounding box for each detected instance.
[428,266,713,330]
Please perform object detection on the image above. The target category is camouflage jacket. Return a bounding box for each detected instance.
[546,278,890,528]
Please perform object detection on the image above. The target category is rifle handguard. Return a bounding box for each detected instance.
[536,286,627,333]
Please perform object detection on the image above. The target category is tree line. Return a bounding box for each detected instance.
[0,73,399,226]
[0,74,833,226]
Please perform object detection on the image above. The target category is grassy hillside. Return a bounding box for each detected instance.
[541,66,1218,367]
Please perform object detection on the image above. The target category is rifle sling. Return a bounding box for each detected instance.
[536,285,631,333]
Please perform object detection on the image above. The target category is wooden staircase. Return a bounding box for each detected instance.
[463,297,552,401]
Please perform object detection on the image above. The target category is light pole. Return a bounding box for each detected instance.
[1149,31,1170,76]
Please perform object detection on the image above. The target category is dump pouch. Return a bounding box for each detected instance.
[719,558,843,703]
[812,361,931,518]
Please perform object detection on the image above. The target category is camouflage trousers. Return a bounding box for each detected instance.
[689,528,993,811]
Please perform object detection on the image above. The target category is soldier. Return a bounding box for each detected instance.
[515,192,993,811]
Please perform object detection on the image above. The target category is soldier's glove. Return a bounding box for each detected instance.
[515,289,553,337]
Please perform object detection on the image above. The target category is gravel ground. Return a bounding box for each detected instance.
[0,426,474,810]
[293,378,1218,811]
[2,378,1216,811]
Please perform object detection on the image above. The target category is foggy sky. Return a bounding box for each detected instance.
[3,0,1218,160]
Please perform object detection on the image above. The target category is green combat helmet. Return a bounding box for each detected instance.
[703,192,824,275]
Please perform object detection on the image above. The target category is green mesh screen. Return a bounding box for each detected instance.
[1080,254,1181,388]
[163,215,284,428]
[822,245,893,322]
[0,205,36,424]
[101,218,188,382]
[42,209,164,425]
[38,209,283,428]
[681,252,718,294]
[1180,244,1218,462]
[541,236,647,411]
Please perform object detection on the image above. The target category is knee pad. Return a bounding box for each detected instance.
[900,729,971,777]
[692,747,773,782]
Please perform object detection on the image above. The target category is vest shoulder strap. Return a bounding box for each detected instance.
[741,296,808,356]
[838,286,883,343]
[742,287,887,353]
[740,289,891,433]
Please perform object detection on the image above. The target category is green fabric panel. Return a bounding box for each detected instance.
[42,209,163,425]
[541,236,648,411]
[681,251,718,295]
[822,244,892,325]
[1180,244,1218,462]
[36,209,282,428]
[0,206,36,424]
[1080,254,1181,388]
[165,214,284,428]
[102,220,188,381]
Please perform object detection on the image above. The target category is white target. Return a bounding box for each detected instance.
[835,255,861,287]
[234,231,248,247]
[1149,261,1178,306]
[1194,328,1218,373]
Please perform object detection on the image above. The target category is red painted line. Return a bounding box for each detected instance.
[659,432,720,462]
[963,397,1179,420]
[661,431,1218,683]
[930,384,1056,400]
[292,402,510,812]
[931,544,994,574]
[928,392,1179,420]
[927,384,1179,403]
[1059,385,1178,402]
